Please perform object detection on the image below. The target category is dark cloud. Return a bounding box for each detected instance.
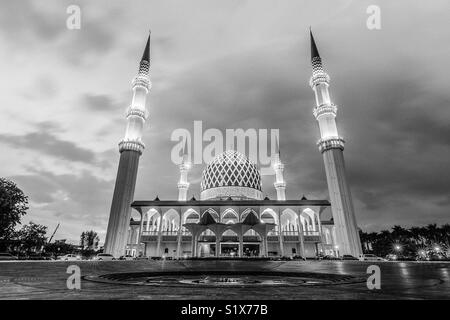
[0,127,96,164]
[2,0,450,241]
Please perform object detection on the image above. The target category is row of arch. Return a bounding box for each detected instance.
[137,207,322,235]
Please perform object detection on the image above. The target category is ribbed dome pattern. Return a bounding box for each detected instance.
[200,150,261,192]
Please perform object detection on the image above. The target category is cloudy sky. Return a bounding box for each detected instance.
[1,0,449,243]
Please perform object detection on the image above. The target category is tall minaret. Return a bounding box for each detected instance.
[104,33,152,258]
[177,139,191,201]
[309,30,362,257]
[272,138,286,200]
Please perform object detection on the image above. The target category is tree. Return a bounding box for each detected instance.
[17,221,47,253]
[0,178,29,240]
[44,240,77,258]
[80,230,99,250]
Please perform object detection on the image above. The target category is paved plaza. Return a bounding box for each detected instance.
[0,260,449,299]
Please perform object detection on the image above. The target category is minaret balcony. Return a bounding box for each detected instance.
[274,182,286,189]
[119,139,145,154]
[132,75,151,91]
[309,72,330,88]
[317,136,345,153]
[125,107,149,120]
[179,162,191,171]
[313,103,337,119]
[272,162,284,171]
[177,182,189,189]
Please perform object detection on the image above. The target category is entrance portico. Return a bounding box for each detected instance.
[131,198,335,259]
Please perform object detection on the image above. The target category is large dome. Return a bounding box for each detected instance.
[200,150,262,200]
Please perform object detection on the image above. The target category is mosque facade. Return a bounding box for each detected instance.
[104,31,363,259]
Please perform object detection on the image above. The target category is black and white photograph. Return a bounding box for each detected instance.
[0,0,449,311]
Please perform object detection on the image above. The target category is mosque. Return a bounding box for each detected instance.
[103,31,363,259]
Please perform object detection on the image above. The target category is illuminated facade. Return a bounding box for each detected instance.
[106,32,362,258]
[127,150,337,258]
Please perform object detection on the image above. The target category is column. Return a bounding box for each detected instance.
[176,211,182,259]
[215,234,220,257]
[239,233,243,257]
[194,234,198,257]
[138,212,144,256]
[190,233,196,258]
[297,217,306,258]
[156,214,163,257]
[264,235,269,257]
[277,211,284,256]
[260,235,265,257]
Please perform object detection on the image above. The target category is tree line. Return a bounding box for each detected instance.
[0,177,100,258]
[360,224,450,260]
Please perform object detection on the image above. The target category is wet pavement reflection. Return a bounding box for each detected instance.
[0,260,448,299]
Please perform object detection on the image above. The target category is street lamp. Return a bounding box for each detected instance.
[394,244,402,252]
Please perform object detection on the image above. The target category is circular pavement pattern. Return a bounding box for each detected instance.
[84,270,365,288]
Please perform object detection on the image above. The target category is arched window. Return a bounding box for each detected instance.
[144,209,160,234]
[161,209,180,235]
[281,209,299,235]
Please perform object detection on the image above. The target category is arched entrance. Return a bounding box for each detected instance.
[197,228,216,257]
[242,229,261,257]
[220,229,239,257]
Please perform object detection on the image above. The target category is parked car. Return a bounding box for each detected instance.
[386,254,398,261]
[322,255,340,260]
[134,256,149,260]
[58,254,81,261]
[119,255,134,261]
[341,254,358,260]
[0,252,18,261]
[358,254,386,261]
[92,253,115,261]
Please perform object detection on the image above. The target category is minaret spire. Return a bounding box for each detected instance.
[308,31,362,258]
[310,28,320,60]
[272,137,286,201]
[104,33,153,258]
[177,138,191,201]
[141,31,151,63]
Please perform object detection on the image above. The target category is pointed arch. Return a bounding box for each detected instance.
[243,228,261,239]
[144,208,160,233]
[198,228,216,240]
[202,208,219,222]
[241,208,258,222]
[182,208,200,224]
[181,208,200,235]
[162,209,180,235]
[222,208,239,224]
[260,208,278,235]
[303,208,317,232]
[260,208,277,224]
[221,228,239,240]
